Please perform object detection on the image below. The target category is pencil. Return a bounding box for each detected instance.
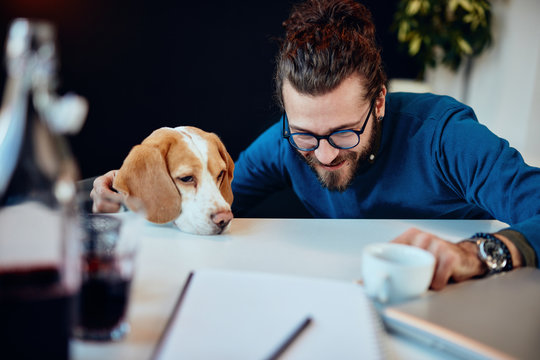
[150,272,194,360]
[265,316,313,360]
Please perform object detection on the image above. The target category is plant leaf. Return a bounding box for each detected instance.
[409,35,422,56]
[457,37,473,55]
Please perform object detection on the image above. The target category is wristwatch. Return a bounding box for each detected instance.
[466,233,513,274]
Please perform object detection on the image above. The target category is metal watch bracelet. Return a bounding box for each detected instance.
[467,232,513,274]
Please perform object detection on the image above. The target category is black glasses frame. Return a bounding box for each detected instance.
[282,99,375,151]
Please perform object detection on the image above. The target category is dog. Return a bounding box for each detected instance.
[113,126,234,235]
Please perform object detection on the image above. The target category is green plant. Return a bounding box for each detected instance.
[392,0,492,76]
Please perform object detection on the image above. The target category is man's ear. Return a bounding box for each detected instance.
[113,143,182,224]
[375,85,387,119]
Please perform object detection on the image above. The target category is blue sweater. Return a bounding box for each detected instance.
[232,92,540,262]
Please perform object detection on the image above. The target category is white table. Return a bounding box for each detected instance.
[72,218,507,360]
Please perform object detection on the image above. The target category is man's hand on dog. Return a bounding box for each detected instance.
[90,170,123,213]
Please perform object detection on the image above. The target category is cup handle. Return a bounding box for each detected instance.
[377,274,391,303]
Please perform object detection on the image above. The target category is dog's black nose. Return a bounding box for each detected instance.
[212,211,233,229]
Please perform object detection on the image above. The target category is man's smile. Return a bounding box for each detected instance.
[319,159,346,171]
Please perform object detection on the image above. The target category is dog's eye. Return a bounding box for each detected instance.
[217,170,225,181]
[178,176,194,183]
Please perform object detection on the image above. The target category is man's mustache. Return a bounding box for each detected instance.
[304,152,356,168]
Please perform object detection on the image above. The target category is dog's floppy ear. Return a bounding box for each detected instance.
[215,135,234,206]
[113,140,182,224]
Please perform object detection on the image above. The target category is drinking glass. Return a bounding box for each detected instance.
[73,212,141,341]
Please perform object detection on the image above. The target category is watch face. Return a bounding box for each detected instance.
[479,239,507,271]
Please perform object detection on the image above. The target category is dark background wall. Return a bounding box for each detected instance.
[0,1,419,215]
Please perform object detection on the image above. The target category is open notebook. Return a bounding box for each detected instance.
[152,269,388,360]
[382,267,540,360]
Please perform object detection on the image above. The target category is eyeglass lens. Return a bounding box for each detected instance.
[290,130,359,150]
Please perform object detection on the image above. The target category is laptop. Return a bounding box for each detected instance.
[381,267,540,360]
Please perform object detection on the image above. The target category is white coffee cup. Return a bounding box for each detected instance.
[362,243,435,304]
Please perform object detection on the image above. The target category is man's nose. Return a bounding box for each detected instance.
[314,139,339,165]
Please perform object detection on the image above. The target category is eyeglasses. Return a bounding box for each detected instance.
[282,99,375,151]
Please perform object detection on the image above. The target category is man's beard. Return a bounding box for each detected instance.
[297,118,380,192]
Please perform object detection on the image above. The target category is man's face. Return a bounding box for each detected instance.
[282,74,385,191]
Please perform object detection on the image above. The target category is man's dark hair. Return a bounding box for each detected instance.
[275,0,387,109]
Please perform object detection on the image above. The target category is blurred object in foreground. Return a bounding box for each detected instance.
[0,18,88,359]
[74,212,141,342]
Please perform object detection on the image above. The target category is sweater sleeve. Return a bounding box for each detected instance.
[431,104,540,267]
[231,122,290,216]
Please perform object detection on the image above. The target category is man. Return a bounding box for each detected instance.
[92,0,539,289]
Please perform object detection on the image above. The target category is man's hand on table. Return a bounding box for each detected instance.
[392,228,523,290]
[90,170,123,213]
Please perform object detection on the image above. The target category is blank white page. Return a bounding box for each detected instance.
[153,268,388,360]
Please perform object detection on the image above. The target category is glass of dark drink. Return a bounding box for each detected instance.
[73,214,138,341]
[0,202,81,360]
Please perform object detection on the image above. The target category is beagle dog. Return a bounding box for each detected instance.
[113,126,234,235]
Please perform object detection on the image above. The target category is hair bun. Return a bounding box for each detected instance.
[274,0,387,109]
[283,0,376,43]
